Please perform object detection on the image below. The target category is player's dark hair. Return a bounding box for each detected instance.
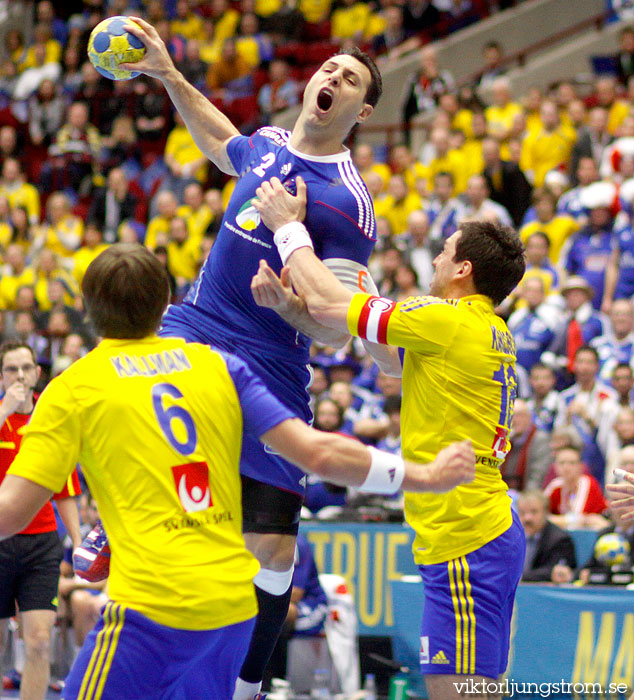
[0,341,37,370]
[82,243,170,339]
[614,362,634,376]
[336,47,382,107]
[453,221,525,306]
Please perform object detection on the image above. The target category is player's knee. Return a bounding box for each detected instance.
[245,532,296,570]
[254,566,294,596]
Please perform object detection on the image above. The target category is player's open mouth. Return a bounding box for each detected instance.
[317,88,333,112]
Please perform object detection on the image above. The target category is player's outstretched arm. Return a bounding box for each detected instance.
[0,474,53,541]
[261,418,475,494]
[251,261,350,346]
[253,177,354,333]
[120,17,239,175]
[253,177,402,374]
[607,469,634,520]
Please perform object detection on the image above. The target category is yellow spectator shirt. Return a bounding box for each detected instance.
[170,14,205,40]
[0,267,35,309]
[0,182,40,224]
[168,238,201,282]
[73,244,110,286]
[145,216,173,251]
[214,8,240,45]
[8,336,264,630]
[164,126,208,184]
[347,293,515,564]
[520,125,575,187]
[331,3,372,40]
[299,0,332,24]
[177,204,213,243]
[485,102,523,141]
[373,191,424,237]
[519,216,579,264]
[34,268,79,310]
[427,150,468,195]
[44,215,84,261]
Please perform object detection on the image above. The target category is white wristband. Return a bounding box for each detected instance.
[360,447,405,494]
[274,221,314,265]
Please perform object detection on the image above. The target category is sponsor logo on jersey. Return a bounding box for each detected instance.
[258,127,290,147]
[171,461,212,512]
[281,162,292,177]
[236,198,261,231]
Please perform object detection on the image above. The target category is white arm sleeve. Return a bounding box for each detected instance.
[323,258,379,295]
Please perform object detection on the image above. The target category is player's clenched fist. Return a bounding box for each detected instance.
[253,176,307,232]
[405,441,475,493]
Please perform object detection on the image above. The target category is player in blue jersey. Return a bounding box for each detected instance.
[121,17,390,698]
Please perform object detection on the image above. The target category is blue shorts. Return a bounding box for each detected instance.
[63,602,255,700]
[418,509,525,679]
[161,306,311,496]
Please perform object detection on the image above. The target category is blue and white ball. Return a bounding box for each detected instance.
[88,16,146,81]
[594,532,630,567]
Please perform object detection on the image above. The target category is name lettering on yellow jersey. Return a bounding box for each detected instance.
[476,455,503,468]
[110,349,192,378]
[163,510,234,532]
[491,326,516,357]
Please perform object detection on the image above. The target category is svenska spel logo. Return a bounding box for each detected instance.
[171,462,212,512]
[236,198,261,231]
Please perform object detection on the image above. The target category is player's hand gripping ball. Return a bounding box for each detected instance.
[88,16,145,80]
[593,532,630,567]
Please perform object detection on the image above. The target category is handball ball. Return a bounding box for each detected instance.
[594,532,630,567]
[87,16,145,81]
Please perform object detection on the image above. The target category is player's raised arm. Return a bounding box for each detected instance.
[120,16,239,175]
[261,418,475,494]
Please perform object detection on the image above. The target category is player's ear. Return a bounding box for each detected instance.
[356,103,373,124]
[456,259,473,279]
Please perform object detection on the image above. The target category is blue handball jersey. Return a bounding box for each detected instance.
[163,127,376,365]
[161,127,377,494]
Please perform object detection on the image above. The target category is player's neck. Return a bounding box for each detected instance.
[444,279,478,300]
[289,125,347,158]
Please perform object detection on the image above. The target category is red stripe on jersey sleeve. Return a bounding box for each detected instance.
[377,305,394,344]
[356,298,372,339]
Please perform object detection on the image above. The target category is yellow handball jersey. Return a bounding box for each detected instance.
[9,335,294,630]
[348,293,515,565]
